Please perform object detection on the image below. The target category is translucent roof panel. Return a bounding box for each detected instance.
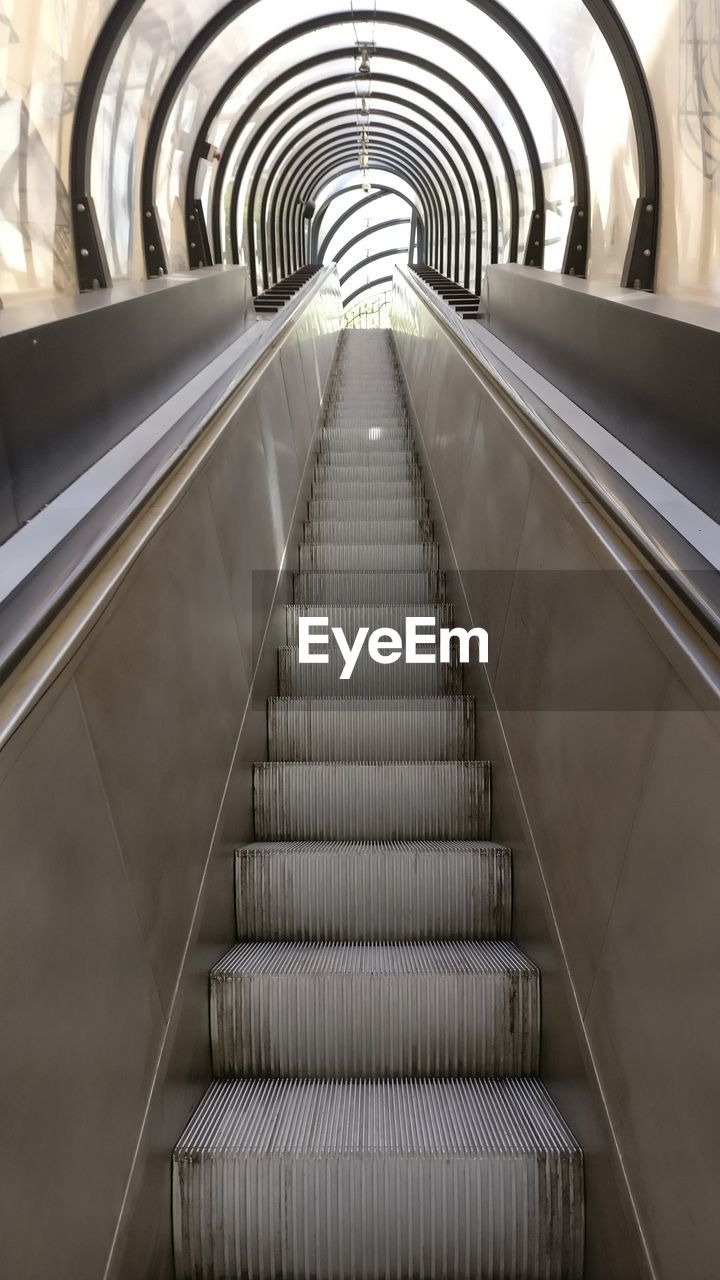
[4,0,718,307]
[615,0,720,303]
[0,0,114,303]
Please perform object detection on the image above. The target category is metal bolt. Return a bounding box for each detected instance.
[80,247,89,257]
[145,210,152,218]
[528,259,535,266]
[534,212,540,220]
[76,202,86,213]
[577,244,582,251]
[92,278,100,289]
[190,242,196,248]
[190,214,195,222]
[534,241,539,247]
[149,244,155,252]
[158,267,165,276]
[643,248,651,257]
[578,210,585,218]
[569,267,576,276]
[633,278,642,289]
[646,203,654,213]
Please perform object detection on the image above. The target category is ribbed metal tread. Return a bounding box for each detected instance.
[269,696,474,761]
[316,449,416,466]
[173,1077,584,1280]
[308,497,430,520]
[294,570,448,604]
[311,480,427,500]
[285,604,453,644]
[299,543,439,572]
[320,428,409,444]
[235,840,511,940]
[254,761,491,841]
[303,518,433,543]
[278,648,461,696]
[210,940,539,1078]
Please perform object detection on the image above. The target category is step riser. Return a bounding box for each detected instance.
[294,571,448,605]
[311,482,427,500]
[285,604,453,644]
[321,429,412,439]
[304,519,434,543]
[308,499,430,520]
[299,544,439,572]
[278,650,461,696]
[317,454,416,469]
[268,696,474,761]
[173,1079,584,1280]
[254,762,491,841]
[210,944,539,1078]
[235,842,511,940]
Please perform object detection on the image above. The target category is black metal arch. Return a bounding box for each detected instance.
[218,62,501,292]
[339,247,409,290]
[582,0,660,288]
[278,115,466,285]
[314,187,425,263]
[253,105,463,285]
[164,1,585,276]
[281,148,440,288]
[275,126,455,286]
[255,125,440,290]
[344,275,395,309]
[333,219,412,269]
[180,12,549,278]
[273,133,449,288]
[70,0,661,290]
[255,102,479,289]
[286,144,442,287]
[254,113,449,287]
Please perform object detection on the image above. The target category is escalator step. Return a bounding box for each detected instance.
[234,840,511,941]
[278,646,461,696]
[173,1077,583,1280]
[293,570,448,604]
[298,543,439,572]
[303,518,433,543]
[253,760,491,841]
[284,603,452,643]
[210,940,539,1077]
[268,695,474,761]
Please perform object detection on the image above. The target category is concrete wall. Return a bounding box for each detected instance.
[392,270,720,1280]
[0,273,342,1280]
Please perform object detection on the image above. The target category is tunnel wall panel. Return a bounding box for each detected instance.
[391,270,720,1280]
[0,273,342,1280]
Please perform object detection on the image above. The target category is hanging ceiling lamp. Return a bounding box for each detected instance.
[358,46,371,77]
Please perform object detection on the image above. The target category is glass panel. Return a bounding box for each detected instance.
[0,0,114,302]
[615,0,720,303]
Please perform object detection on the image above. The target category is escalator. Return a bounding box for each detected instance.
[172,330,584,1279]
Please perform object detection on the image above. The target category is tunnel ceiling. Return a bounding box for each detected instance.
[4,1,720,310]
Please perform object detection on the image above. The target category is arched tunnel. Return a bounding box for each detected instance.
[1,4,719,1279]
